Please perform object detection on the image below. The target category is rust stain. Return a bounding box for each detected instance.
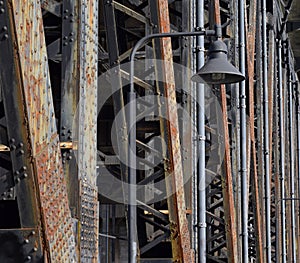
[155,0,194,262]
[10,0,76,261]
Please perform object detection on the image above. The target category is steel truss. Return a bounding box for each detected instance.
[0,0,299,262]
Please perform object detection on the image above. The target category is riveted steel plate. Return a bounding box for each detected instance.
[0,228,43,262]
[11,0,57,156]
[35,136,76,262]
[77,0,98,184]
[80,181,99,261]
[10,1,76,261]
[77,0,99,261]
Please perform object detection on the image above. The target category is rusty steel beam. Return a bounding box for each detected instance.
[212,2,239,262]
[0,0,77,261]
[76,0,99,261]
[149,0,194,261]
[220,84,238,263]
[245,0,264,260]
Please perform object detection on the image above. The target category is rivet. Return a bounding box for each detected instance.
[0,8,4,13]
[2,26,7,31]
[24,239,29,244]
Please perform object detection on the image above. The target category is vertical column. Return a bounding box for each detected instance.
[0,0,77,261]
[77,0,99,261]
[149,0,194,261]
[245,0,264,260]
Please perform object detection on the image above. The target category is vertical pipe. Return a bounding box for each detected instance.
[128,78,137,262]
[112,205,116,262]
[287,52,297,262]
[262,0,271,261]
[277,38,287,263]
[128,27,137,261]
[296,81,300,261]
[196,0,206,262]
[238,0,248,261]
[191,0,198,255]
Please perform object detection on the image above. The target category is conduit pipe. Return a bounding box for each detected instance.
[277,38,287,263]
[287,47,297,262]
[196,0,206,262]
[262,0,271,260]
[238,0,248,261]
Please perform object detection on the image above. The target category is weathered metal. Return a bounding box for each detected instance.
[77,0,99,261]
[149,0,194,261]
[212,2,239,263]
[0,0,76,261]
[245,0,264,260]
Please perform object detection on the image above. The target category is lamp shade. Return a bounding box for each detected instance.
[191,40,245,85]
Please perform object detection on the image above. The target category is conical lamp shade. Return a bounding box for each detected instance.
[191,40,245,85]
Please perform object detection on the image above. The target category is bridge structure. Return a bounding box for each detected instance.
[0,0,300,262]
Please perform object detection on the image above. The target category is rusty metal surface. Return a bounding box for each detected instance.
[77,0,98,185]
[213,3,238,262]
[245,0,264,260]
[77,0,99,261]
[220,85,238,263]
[150,0,194,262]
[79,181,99,261]
[9,0,76,261]
[35,137,76,262]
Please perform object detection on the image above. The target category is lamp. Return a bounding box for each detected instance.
[127,28,245,262]
[191,40,245,84]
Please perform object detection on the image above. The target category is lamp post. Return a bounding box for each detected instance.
[128,27,245,262]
